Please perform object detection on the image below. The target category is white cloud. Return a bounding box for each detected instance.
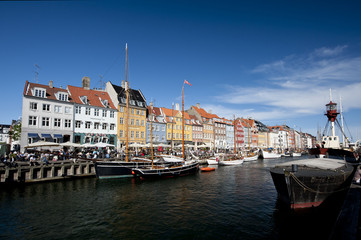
[211,45,361,126]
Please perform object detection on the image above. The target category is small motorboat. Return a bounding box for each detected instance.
[200,167,215,172]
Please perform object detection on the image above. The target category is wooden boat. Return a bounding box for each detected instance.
[270,158,355,209]
[291,152,302,157]
[206,156,219,165]
[200,167,215,172]
[218,158,244,166]
[260,149,281,159]
[132,160,199,179]
[243,155,258,161]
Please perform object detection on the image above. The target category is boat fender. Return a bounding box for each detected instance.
[132,171,135,175]
[291,164,298,172]
[216,158,218,162]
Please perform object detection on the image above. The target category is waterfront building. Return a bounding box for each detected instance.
[146,106,167,145]
[225,119,234,151]
[214,117,227,151]
[105,81,147,149]
[161,104,193,147]
[187,103,218,148]
[241,118,258,149]
[0,125,11,144]
[254,120,270,149]
[20,81,74,152]
[67,77,117,146]
[234,118,245,152]
[190,115,203,147]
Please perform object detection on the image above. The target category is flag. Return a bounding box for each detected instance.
[184,80,192,86]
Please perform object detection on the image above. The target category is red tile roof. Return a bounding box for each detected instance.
[192,106,219,119]
[67,85,116,109]
[24,81,72,102]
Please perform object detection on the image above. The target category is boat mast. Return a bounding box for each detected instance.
[125,43,129,162]
[171,103,174,154]
[340,96,346,147]
[182,85,185,160]
[150,102,154,168]
[233,115,237,155]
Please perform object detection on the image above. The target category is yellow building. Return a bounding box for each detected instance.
[106,81,147,149]
[161,106,192,145]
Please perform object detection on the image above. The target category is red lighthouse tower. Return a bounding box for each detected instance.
[325,101,339,123]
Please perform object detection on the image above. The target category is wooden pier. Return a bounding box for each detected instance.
[0,160,95,184]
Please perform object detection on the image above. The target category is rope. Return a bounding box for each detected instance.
[288,172,349,194]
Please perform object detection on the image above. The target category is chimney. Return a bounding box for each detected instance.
[209,109,212,114]
[49,80,53,88]
[196,103,200,108]
[175,103,180,111]
[82,76,90,90]
[121,80,125,88]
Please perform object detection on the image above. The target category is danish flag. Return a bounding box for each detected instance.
[184,80,192,86]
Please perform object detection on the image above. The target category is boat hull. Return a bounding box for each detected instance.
[95,160,155,179]
[308,147,358,163]
[218,159,244,166]
[260,149,281,159]
[270,158,355,209]
[132,162,199,179]
[243,155,258,162]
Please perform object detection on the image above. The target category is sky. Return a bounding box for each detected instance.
[1,0,361,141]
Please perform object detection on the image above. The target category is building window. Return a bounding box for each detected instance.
[34,88,45,98]
[65,107,71,114]
[119,118,123,124]
[42,104,50,111]
[94,122,100,129]
[54,105,62,113]
[131,131,134,139]
[136,119,139,126]
[85,107,91,115]
[30,102,37,110]
[131,119,134,125]
[75,106,81,114]
[136,131,139,138]
[29,116,37,126]
[141,131,144,138]
[75,121,81,128]
[94,109,99,116]
[42,117,50,127]
[64,119,71,128]
[85,121,91,129]
[54,118,61,127]
[110,124,115,130]
[102,110,107,117]
[58,93,68,101]
[110,111,114,118]
[102,123,107,130]
[119,130,123,138]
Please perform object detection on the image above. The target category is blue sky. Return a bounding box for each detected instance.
[1,0,361,141]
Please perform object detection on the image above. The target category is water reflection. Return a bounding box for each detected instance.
[0,156,341,240]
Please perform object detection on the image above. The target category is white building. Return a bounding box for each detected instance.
[20,80,73,152]
[67,77,117,146]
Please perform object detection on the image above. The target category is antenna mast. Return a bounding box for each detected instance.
[34,64,40,83]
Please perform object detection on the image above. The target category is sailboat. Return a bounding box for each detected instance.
[132,80,199,179]
[94,44,158,179]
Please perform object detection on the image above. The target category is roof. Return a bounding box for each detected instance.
[192,106,219,119]
[160,107,191,122]
[24,81,72,102]
[67,85,116,109]
[111,82,146,108]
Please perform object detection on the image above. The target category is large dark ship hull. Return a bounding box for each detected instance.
[308,147,358,163]
[132,162,199,179]
[270,158,355,209]
[95,160,155,179]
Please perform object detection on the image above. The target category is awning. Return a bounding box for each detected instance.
[41,133,52,138]
[53,134,63,138]
[28,133,39,138]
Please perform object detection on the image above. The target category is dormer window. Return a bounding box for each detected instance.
[120,97,126,104]
[80,96,88,104]
[33,88,46,98]
[57,92,68,101]
[101,99,109,108]
[137,101,143,107]
[129,100,135,105]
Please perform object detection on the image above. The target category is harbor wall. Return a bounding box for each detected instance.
[0,160,95,184]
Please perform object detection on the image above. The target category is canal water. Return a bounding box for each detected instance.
[0,157,343,240]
